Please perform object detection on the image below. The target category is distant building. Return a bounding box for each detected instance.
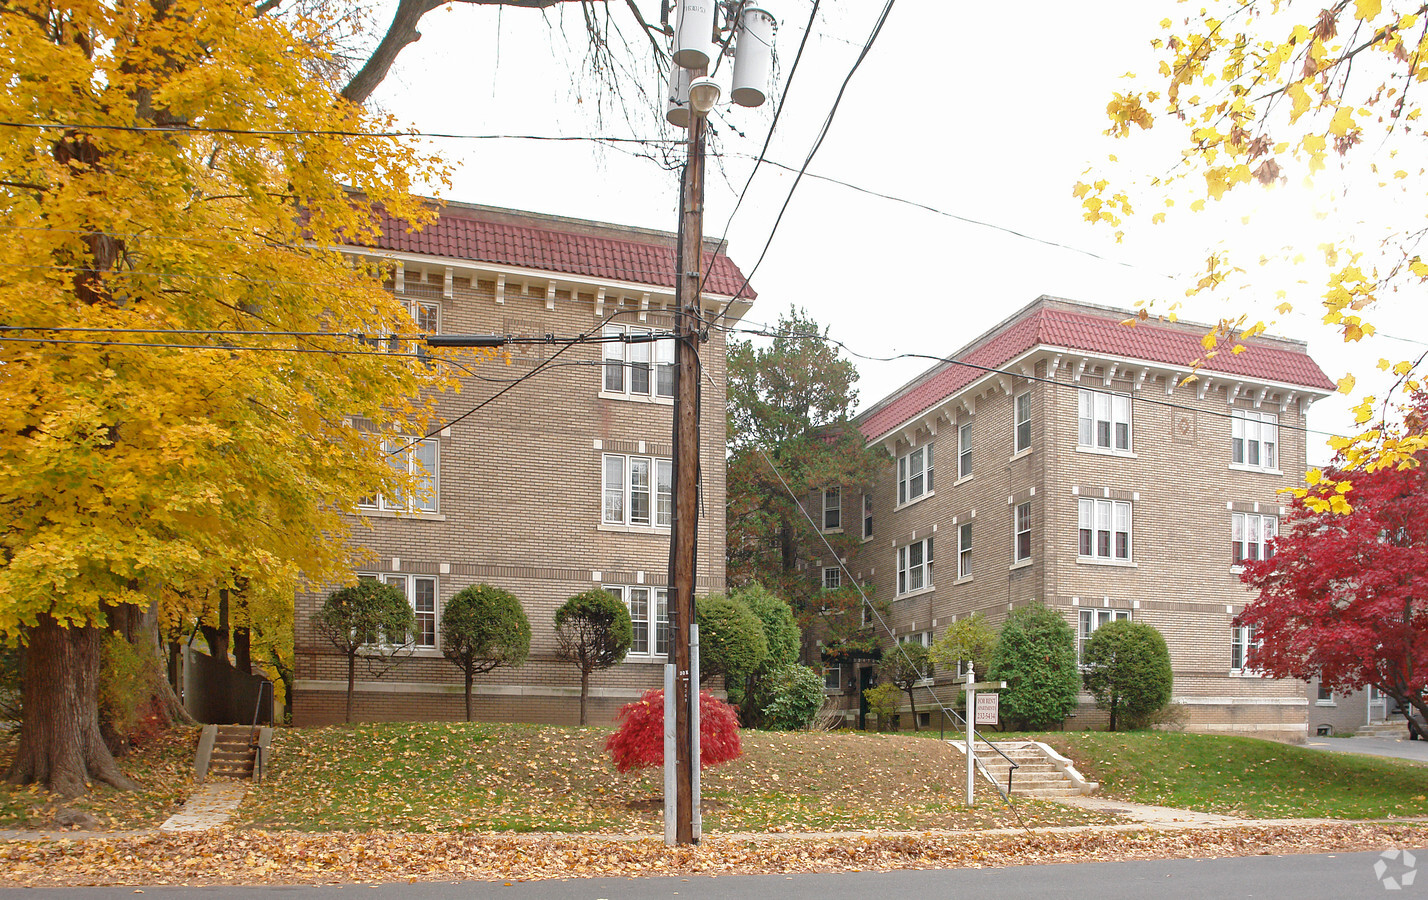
[291,199,753,726]
[821,296,1334,740]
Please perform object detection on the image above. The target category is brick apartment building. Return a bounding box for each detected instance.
[291,200,753,726]
[819,296,1335,740]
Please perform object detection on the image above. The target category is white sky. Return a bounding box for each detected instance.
[367,0,1428,466]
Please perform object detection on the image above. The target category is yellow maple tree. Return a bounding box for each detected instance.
[1077,0,1428,501]
[0,0,454,795]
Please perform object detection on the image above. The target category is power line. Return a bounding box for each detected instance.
[0,121,680,144]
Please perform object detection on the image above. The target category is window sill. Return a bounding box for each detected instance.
[823,527,844,535]
[895,585,935,601]
[1228,463,1283,476]
[861,535,873,544]
[624,653,670,664]
[356,509,446,522]
[598,390,674,406]
[361,647,442,658]
[1075,446,1137,460]
[1076,557,1137,568]
[953,474,973,487]
[1009,448,1034,462]
[1315,700,1336,707]
[894,491,934,512]
[598,523,671,535]
[954,575,973,586]
[1229,669,1265,678]
[1009,559,1033,571]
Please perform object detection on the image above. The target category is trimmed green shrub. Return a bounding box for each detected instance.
[988,604,1079,730]
[732,584,802,727]
[554,589,633,726]
[441,584,532,721]
[759,663,825,730]
[314,579,416,723]
[930,612,998,682]
[695,594,768,705]
[1082,620,1174,731]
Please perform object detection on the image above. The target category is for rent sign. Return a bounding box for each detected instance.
[974,691,999,726]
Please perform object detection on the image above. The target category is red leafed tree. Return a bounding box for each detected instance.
[1240,414,1428,725]
[605,690,742,774]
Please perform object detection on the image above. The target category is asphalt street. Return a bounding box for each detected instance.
[1303,735,1428,764]
[5,847,1425,900]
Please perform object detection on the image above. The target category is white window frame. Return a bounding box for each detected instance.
[1231,624,1260,675]
[1078,498,1132,562]
[602,454,673,529]
[359,573,439,649]
[897,631,933,684]
[1014,501,1032,563]
[822,566,841,590]
[1231,409,1279,472]
[602,325,674,401]
[1078,607,1130,665]
[1078,389,1132,453]
[896,443,935,507]
[957,421,973,480]
[958,522,973,580]
[606,584,669,657]
[1013,391,1032,454]
[896,536,934,597]
[823,488,842,532]
[862,492,873,541]
[824,665,841,691]
[1231,512,1278,566]
[359,438,439,513]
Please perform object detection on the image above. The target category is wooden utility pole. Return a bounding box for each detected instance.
[668,97,708,848]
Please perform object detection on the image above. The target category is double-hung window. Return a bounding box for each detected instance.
[1014,392,1032,453]
[603,454,673,528]
[1078,390,1131,452]
[1078,498,1131,561]
[957,422,973,479]
[602,326,674,399]
[896,537,933,596]
[958,522,973,579]
[1231,410,1279,471]
[822,566,841,590]
[360,438,438,513]
[897,444,934,505]
[1231,512,1278,564]
[607,585,669,656]
[1014,501,1032,563]
[1078,608,1130,664]
[862,493,873,540]
[823,488,841,531]
[1230,624,1258,673]
[824,665,842,691]
[360,573,438,648]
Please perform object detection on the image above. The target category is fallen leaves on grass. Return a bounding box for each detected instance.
[2,824,1424,887]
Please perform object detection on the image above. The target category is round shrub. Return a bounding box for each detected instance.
[759,663,825,730]
[1082,620,1173,731]
[988,604,1079,730]
[695,594,768,704]
[605,689,742,773]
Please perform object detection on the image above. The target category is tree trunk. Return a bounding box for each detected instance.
[5,615,140,797]
[345,650,356,724]
[232,627,251,675]
[1109,694,1119,732]
[199,590,230,663]
[464,668,473,722]
[907,688,920,731]
[579,666,590,726]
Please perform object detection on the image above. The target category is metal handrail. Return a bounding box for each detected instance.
[944,704,1019,795]
[249,679,272,784]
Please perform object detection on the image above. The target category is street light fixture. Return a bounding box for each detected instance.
[688,77,721,116]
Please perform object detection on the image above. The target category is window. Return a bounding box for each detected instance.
[1078,390,1131,452]
[958,522,973,579]
[823,488,841,531]
[958,422,973,479]
[360,574,438,648]
[602,325,674,399]
[1078,498,1131,561]
[606,585,669,656]
[1014,392,1032,453]
[360,439,438,513]
[364,299,439,353]
[1014,501,1032,563]
[898,631,931,647]
[824,666,841,691]
[897,443,934,505]
[1231,410,1279,471]
[1079,608,1130,663]
[1317,682,1334,704]
[822,566,841,590]
[1231,624,1259,673]
[896,537,933,596]
[1232,513,1278,564]
[603,454,673,528]
[862,493,873,540]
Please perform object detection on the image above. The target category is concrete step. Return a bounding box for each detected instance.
[1355,722,1406,737]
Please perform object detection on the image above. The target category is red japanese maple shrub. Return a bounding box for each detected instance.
[605,689,742,774]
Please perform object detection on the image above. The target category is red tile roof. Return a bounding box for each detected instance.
[365,205,754,300]
[859,302,1335,441]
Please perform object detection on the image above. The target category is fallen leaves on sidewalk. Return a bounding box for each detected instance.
[2,823,1424,887]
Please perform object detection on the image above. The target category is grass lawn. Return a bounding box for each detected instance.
[0,725,198,829]
[1036,730,1428,819]
[235,721,1112,834]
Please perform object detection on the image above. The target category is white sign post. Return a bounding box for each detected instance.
[961,665,1007,806]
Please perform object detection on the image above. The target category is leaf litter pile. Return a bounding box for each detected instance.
[2,824,1423,887]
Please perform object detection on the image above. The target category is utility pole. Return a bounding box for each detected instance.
[668,76,708,848]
